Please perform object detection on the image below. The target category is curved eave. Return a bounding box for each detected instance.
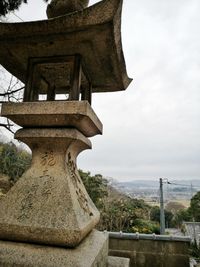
[0,0,121,37]
[0,0,132,93]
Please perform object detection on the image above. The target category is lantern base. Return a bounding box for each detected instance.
[0,127,101,247]
[0,230,108,267]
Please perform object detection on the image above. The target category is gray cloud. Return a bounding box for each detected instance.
[79,0,200,181]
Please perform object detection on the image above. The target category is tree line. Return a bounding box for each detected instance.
[0,142,199,234]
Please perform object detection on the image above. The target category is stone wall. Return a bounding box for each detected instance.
[108,232,190,267]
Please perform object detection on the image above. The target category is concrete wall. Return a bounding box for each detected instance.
[108,232,190,267]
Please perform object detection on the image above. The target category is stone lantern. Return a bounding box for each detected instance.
[0,0,132,266]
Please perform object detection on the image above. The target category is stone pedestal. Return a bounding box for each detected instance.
[0,230,108,267]
[0,101,102,248]
[0,101,111,266]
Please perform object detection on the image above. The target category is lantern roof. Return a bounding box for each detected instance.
[0,0,132,93]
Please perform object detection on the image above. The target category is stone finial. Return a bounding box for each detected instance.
[47,0,89,18]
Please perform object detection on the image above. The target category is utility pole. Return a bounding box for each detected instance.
[160,178,165,235]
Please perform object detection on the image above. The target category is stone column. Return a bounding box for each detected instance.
[0,101,103,248]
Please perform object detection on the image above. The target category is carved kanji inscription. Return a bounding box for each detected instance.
[67,152,93,216]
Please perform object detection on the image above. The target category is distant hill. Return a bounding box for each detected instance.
[117,179,200,190]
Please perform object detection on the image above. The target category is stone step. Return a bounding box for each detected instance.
[107,256,130,267]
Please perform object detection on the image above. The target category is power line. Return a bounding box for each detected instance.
[12,12,24,22]
[167,181,191,187]
[167,181,200,190]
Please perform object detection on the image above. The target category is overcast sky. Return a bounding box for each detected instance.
[1,0,200,182]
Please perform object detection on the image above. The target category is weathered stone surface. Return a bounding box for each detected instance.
[0,230,108,267]
[0,0,132,93]
[108,256,130,267]
[0,175,11,194]
[0,128,100,247]
[1,101,102,137]
[47,0,89,18]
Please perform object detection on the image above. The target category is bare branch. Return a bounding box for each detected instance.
[9,96,23,102]
[0,123,15,134]
[0,68,25,135]
[0,86,25,97]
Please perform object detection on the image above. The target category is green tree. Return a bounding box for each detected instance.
[150,206,174,228]
[173,209,192,228]
[150,206,160,223]
[79,170,153,233]
[79,170,108,209]
[0,142,31,183]
[79,170,161,233]
[190,239,200,259]
[189,191,200,221]
[98,196,150,233]
[0,0,27,16]
[0,0,48,16]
